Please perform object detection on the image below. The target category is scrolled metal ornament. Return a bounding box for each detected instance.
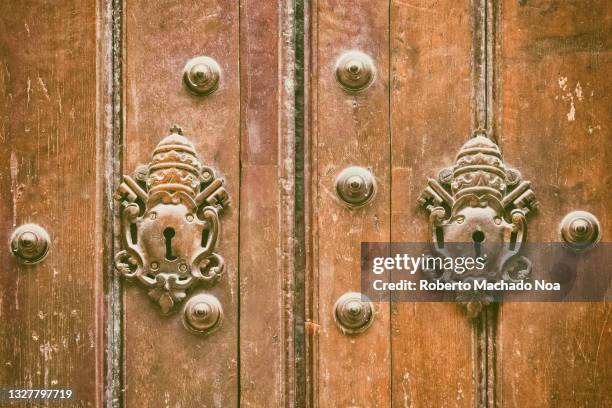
[114,126,229,315]
[419,131,538,318]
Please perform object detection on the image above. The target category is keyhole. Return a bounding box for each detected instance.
[164,227,177,261]
[472,230,485,257]
[435,226,445,249]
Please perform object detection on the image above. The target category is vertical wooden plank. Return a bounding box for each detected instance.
[311,0,391,406]
[496,0,611,406]
[122,0,239,406]
[239,0,296,406]
[389,1,478,406]
[0,0,104,406]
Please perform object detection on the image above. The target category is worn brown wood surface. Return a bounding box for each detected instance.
[122,0,240,406]
[310,0,392,406]
[389,1,478,406]
[495,0,611,406]
[0,0,104,406]
[239,0,295,406]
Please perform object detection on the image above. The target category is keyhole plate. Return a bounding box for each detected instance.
[418,132,538,318]
[114,128,230,315]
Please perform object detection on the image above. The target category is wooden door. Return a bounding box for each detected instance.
[307,0,611,407]
[0,0,609,407]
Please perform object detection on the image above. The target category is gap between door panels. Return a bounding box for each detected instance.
[473,0,499,407]
[93,0,124,406]
[294,0,308,406]
[104,0,124,407]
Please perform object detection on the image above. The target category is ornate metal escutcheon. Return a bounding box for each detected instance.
[419,131,539,317]
[114,126,229,315]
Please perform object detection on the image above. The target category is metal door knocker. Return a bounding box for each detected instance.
[114,126,229,317]
[419,131,539,317]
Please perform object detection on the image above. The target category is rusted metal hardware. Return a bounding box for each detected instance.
[333,292,374,335]
[10,224,51,265]
[114,126,229,315]
[419,131,538,317]
[334,51,376,93]
[560,211,601,252]
[182,293,223,334]
[335,166,376,208]
[182,56,221,96]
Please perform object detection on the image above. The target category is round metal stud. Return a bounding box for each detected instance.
[10,224,50,265]
[334,51,376,93]
[183,294,223,334]
[333,292,374,335]
[335,166,376,207]
[182,56,221,96]
[560,211,602,252]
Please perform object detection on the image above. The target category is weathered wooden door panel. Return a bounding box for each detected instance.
[0,0,295,406]
[309,0,611,407]
[122,1,240,406]
[390,1,478,406]
[238,0,296,406]
[309,0,392,406]
[121,0,294,407]
[0,1,104,406]
[495,1,611,406]
[308,0,486,406]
